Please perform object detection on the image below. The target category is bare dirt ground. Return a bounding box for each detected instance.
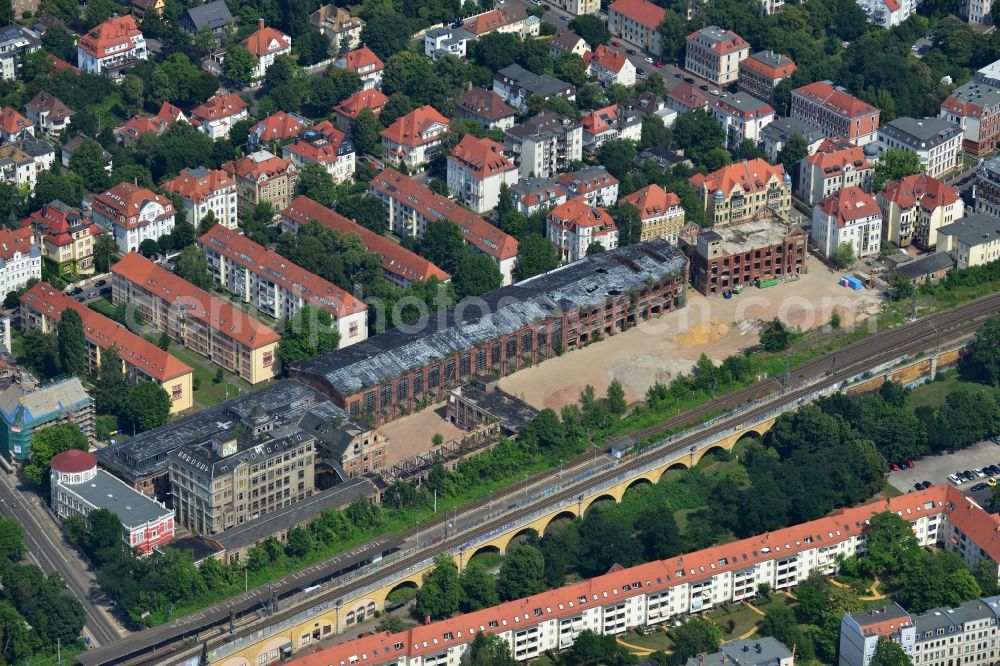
[380,405,466,466]
[499,255,884,410]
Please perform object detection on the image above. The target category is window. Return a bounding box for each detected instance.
[460,354,470,376]
[476,349,486,371]
[397,379,408,401]
[428,368,440,389]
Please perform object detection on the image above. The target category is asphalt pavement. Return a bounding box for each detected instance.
[0,470,126,648]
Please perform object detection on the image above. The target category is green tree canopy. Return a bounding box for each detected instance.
[568,14,611,49]
[93,345,128,415]
[669,618,722,665]
[0,515,24,561]
[56,308,87,377]
[68,137,110,193]
[971,317,1000,385]
[870,637,914,666]
[466,632,517,666]
[121,381,171,433]
[460,561,499,612]
[296,164,338,206]
[516,234,558,281]
[175,245,212,290]
[223,44,258,84]
[496,544,546,601]
[454,252,502,299]
[278,304,341,366]
[874,148,924,191]
[416,554,461,620]
[23,423,88,485]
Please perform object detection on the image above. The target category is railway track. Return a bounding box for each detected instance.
[79,293,1000,666]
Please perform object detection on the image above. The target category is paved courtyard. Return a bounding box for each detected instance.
[887,439,1000,508]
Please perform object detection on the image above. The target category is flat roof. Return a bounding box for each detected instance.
[938,213,1000,247]
[59,469,171,529]
[761,117,825,144]
[449,382,538,433]
[879,116,961,149]
[891,252,954,280]
[697,218,801,256]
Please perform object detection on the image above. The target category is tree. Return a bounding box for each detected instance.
[669,618,722,664]
[870,637,914,666]
[469,32,523,72]
[586,242,606,256]
[497,544,546,601]
[33,168,84,210]
[57,308,86,377]
[860,511,921,579]
[455,252,502,299]
[286,526,316,558]
[121,381,171,433]
[467,632,517,666]
[336,194,388,235]
[835,241,856,270]
[139,238,159,258]
[658,11,687,62]
[577,505,641,576]
[873,148,924,191]
[176,245,212,290]
[971,318,1000,386]
[0,516,24,561]
[460,561,499,612]
[778,134,809,179]
[416,555,462,620]
[278,304,341,366]
[359,5,411,61]
[169,219,196,250]
[296,164,338,206]
[516,234,558,281]
[21,328,58,379]
[596,139,637,181]
[418,220,467,274]
[606,380,627,416]
[93,234,117,273]
[23,423,88,485]
[68,137,110,193]
[351,108,383,156]
[198,210,218,236]
[223,44,258,84]
[569,14,611,49]
[758,605,807,653]
[759,318,793,352]
[94,345,128,415]
[637,507,682,561]
[84,0,116,28]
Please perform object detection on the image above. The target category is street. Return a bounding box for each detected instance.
[0,471,126,648]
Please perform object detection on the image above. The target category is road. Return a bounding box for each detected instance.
[0,471,125,648]
[79,291,1000,666]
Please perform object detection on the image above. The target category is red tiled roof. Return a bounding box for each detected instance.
[879,174,960,213]
[92,183,175,231]
[50,449,97,473]
[21,201,101,247]
[689,159,787,196]
[557,169,619,196]
[370,168,518,261]
[161,167,236,205]
[251,111,307,142]
[0,107,30,135]
[448,135,516,179]
[78,14,143,59]
[548,198,616,235]
[818,186,881,228]
[803,144,871,174]
[793,81,878,120]
[198,225,366,318]
[285,120,350,165]
[581,103,623,136]
[189,92,247,123]
[223,151,296,182]
[0,227,34,261]
[282,195,451,284]
[608,0,665,30]
[380,105,449,148]
[337,46,383,73]
[111,252,281,350]
[666,82,708,111]
[462,8,507,35]
[121,101,185,141]
[46,54,78,73]
[587,44,629,74]
[686,27,749,55]
[457,87,515,123]
[242,21,291,57]
[620,184,681,220]
[20,281,193,382]
[334,89,389,121]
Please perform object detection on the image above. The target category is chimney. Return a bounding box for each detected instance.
[259,18,265,31]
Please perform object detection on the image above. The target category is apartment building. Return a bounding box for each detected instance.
[738,51,796,104]
[0,143,36,191]
[682,219,807,294]
[20,281,194,413]
[0,227,39,297]
[556,166,619,207]
[877,174,963,249]
[334,46,384,91]
[24,91,72,135]
[586,44,636,88]
[281,195,450,288]
[283,120,355,183]
[860,0,915,27]
[975,156,1000,218]
[168,420,316,535]
[457,87,516,131]
[0,106,32,142]
[447,135,519,214]
[710,92,775,150]
[0,24,39,81]
[690,159,792,226]
[685,26,750,86]
[798,139,874,206]
[291,240,686,425]
[550,0,600,14]
[293,486,985,666]
[380,105,449,171]
[761,118,825,163]
[811,186,882,260]
[92,182,175,254]
[309,5,363,52]
[504,110,584,179]
[877,117,963,179]
[241,20,291,80]
[76,14,147,77]
[111,252,281,384]
[223,150,296,218]
[607,0,665,57]
[198,225,368,346]
[10,135,53,174]
[189,91,248,140]
[119,101,186,145]
[424,26,473,60]
[247,110,308,151]
[940,77,1000,157]
[369,167,519,284]
[494,64,575,113]
[510,178,569,216]
[620,184,685,244]
[333,90,387,131]
[20,200,101,277]
[791,81,880,146]
[938,213,1000,269]
[0,377,92,463]
[547,198,618,263]
[162,167,238,230]
[50,449,173,554]
[581,103,642,149]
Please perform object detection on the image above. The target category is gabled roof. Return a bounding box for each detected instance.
[557,166,618,196]
[803,143,871,174]
[739,50,796,80]
[25,91,73,122]
[161,167,236,205]
[21,200,101,247]
[448,135,516,179]
[666,82,708,111]
[183,0,233,32]
[686,26,749,55]
[879,174,960,213]
[380,105,449,148]
[581,103,639,136]
[550,27,585,53]
[793,81,878,120]
[608,0,665,30]
[223,150,295,183]
[462,5,527,35]
[189,92,247,123]
[0,106,30,134]
[817,186,881,227]
[78,14,143,59]
[548,197,616,234]
[93,183,174,229]
[620,184,682,220]
[712,92,775,119]
[336,46,383,73]
[586,44,630,75]
[0,227,34,261]
[251,110,308,143]
[120,101,186,141]
[241,20,290,57]
[334,89,389,121]
[285,120,353,164]
[689,159,788,196]
[458,87,515,122]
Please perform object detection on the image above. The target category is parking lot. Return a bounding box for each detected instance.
[888,439,1000,509]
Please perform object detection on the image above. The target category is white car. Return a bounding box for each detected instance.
[975,468,987,478]
[644,56,654,64]
[948,474,962,485]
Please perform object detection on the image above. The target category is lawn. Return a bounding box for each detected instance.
[158,344,253,410]
[906,371,1000,411]
[88,297,120,322]
[707,603,763,640]
[619,626,674,652]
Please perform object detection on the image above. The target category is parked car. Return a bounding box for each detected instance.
[948,474,962,484]
[95,279,107,287]
[75,296,85,303]
[963,470,976,480]
[87,291,98,299]
[891,463,901,471]
[974,468,987,478]
[636,67,646,76]
[655,60,664,67]
[674,72,683,78]
[644,56,654,63]
[913,482,924,491]
[626,48,636,55]
[906,460,915,468]
[921,480,933,489]
[972,482,988,492]
[611,40,621,46]
[71,287,83,295]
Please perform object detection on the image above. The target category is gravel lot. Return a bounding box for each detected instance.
[888,439,1000,507]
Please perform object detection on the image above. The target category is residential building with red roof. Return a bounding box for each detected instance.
[111,252,281,384]
[20,200,102,276]
[92,182,175,254]
[797,139,874,206]
[547,198,618,263]
[620,184,685,243]
[446,134,518,214]
[369,167,519,284]
[222,149,297,218]
[248,110,309,151]
[877,174,963,249]
[281,195,450,288]
[282,120,355,183]
[811,185,883,259]
[24,91,72,135]
[119,101,186,145]
[608,0,665,56]
[334,46,384,90]
[710,92,776,150]
[462,5,537,38]
[0,227,39,297]
[198,225,368,345]
[188,91,248,140]
[665,81,708,115]
[76,14,147,78]
[241,19,291,80]
[510,178,568,216]
[690,159,791,226]
[130,0,164,21]
[333,89,388,130]
[585,44,636,88]
[380,105,450,171]
[456,87,516,131]
[738,51,796,104]
[685,26,750,86]
[580,103,642,148]
[20,281,193,412]
[161,167,238,230]
[556,166,619,207]
[791,81,880,146]
[940,79,1000,157]
[0,106,32,142]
